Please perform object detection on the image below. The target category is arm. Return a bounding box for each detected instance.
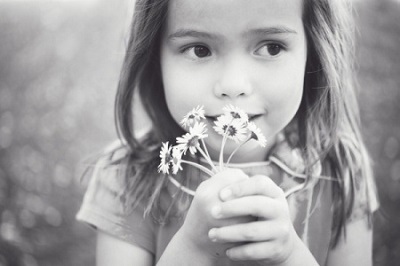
[326,217,373,266]
[157,169,251,265]
[96,230,153,266]
[157,229,215,266]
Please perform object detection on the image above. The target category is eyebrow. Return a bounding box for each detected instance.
[167,26,297,41]
[167,29,219,41]
[245,26,298,37]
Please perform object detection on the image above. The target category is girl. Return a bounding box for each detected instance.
[77,0,379,265]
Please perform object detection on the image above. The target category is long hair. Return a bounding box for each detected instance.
[112,0,373,245]
[301,0,374,246]
[113,0,188,221]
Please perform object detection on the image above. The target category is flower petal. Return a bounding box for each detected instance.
[180,105,206,128]
[247,122,267,147]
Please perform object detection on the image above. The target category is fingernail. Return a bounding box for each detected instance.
[220,188,232,201]
[211,205,222,218]
[208,228,217,241]
[226,250,237,260]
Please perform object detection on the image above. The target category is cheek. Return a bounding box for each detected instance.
[264,64,304,107]
[261,63,304,133]
[161,59,209,125]
[162,72,188,124]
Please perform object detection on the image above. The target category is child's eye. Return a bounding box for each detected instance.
[182,45,212,59]
[254,43,284,57]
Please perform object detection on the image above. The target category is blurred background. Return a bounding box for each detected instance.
[0,0,399,265]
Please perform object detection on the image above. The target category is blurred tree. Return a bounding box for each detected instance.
[0,0,130,265]
[356,1,400,266]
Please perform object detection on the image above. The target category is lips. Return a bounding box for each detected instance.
[205,115,218,122]
[205,114,263,122]
[248,114,262,121]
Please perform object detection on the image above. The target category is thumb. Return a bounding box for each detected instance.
[209,168,249,187]
[195,168,249,201]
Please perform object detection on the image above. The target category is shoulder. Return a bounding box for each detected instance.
[100,127,152,165]
[77,140,132,217]
[101,139,131,165]
[83,136,162,210]
[76,139,160,254]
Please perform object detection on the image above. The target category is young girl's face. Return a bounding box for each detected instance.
[160,0,307,162]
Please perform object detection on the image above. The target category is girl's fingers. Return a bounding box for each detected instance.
[195,168,249,200]
[225,241,288,261]
[219,175,284,201]
[208,220,284,243]
[211,196,280,219]
[200,168,249,191]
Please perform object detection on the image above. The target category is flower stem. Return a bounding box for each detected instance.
[197,146,219,173]
[181,159,214,176]
[200,139,211,162]
[218,117,235,170]
[219,135,227,171]
[168,175,195,196]
[226,138,250,165]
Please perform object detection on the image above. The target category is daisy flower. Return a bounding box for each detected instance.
[180,105,206,128]
[223,104,249,123]
[247,122,267,147]
[176,122,208,155]
[158,142,183,175]
[157,105,270,195]
[213,115,248,143]
[158,142,173,174]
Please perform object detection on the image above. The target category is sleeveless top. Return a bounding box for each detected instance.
[76,139,379,265]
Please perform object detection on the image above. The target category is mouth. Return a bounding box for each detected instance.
[205,114,263,123]
[248,114,263,121]
[205,115,218,123]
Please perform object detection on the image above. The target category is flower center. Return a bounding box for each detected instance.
[165,153,173,162]
[188,136,199,147]
[230,112,241,119]
[223,125,237,137]
[250,131,258,140]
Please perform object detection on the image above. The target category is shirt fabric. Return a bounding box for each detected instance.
[76,140,379,265]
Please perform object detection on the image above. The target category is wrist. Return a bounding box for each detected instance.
[157,229,215,266]
[278,236,319,266]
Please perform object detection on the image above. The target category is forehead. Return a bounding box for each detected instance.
[165,0,304,35]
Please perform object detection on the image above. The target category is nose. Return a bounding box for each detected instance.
[213,60,253,99]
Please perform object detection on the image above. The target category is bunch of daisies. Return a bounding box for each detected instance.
[157,105,266,195]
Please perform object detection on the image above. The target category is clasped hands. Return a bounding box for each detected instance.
[180,168,303,265]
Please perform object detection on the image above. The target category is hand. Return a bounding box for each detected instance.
[207,175,300,265]
[179,169,255,259]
